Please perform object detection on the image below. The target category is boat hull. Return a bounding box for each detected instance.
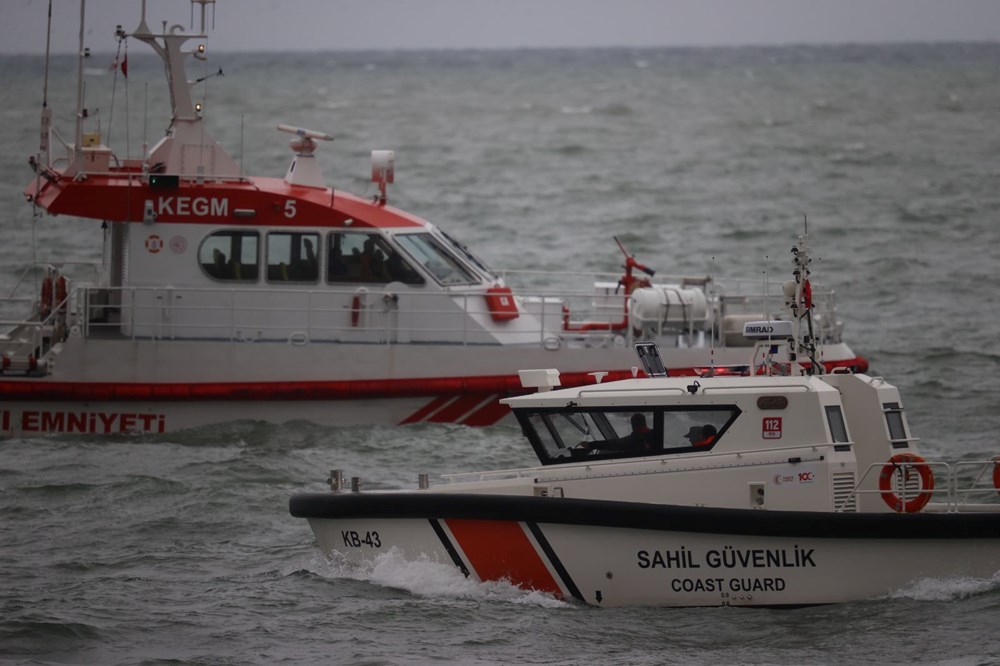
[0,336,865,434]
[289,493,1000,607]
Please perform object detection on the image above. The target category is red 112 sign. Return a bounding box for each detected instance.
[762,417,782,439]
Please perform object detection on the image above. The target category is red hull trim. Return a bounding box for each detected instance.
[0,356,868,403]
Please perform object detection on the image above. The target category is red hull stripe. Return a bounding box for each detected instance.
[445,519,562,596]
[0,370,633,402]
[427,393,494,424]
[0,358,867,405]
[398,395,453,425]
[460,394,511,427]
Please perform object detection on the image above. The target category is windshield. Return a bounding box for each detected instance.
[439,230,497,281]
[517,406,740,464]
[395,233,480,286]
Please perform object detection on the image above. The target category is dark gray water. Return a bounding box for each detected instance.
[2,43,1000,664]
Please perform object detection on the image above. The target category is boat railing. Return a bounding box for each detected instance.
[848,459,1000,513]
[75,284,641,346]
[0,262,101,373]
[1,270,845,359]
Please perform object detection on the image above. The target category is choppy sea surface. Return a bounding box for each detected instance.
[2,41,1000,665]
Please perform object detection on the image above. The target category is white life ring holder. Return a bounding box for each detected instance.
[350,287,369,327]
[879,452,934,513]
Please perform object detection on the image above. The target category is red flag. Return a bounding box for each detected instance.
[121,55,128,78]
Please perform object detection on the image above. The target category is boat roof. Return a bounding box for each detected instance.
[502,373,838,409]
[25,173,428,230]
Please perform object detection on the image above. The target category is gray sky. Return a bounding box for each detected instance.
[1,0,999,54]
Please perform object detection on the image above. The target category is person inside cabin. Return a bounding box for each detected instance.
[303,237,318,276]
[370,249,390,282]
[578,413,653,456]
[212,248,228,279]
[685,424,717,447]
[329,245,348,279]
[360,238,376,280]
[386,250,405,281]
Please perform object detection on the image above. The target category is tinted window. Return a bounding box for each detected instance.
[825,405,849,443]
[267,232,319,283]
[516,406,739,465]
[328,232,424,285]
[883,402,907,442]
[199,230,259,282]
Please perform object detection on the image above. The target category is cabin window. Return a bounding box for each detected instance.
[825,405,849,443]
[267,232,319,283]
[328,232,424,285]
[516,406,739,465]
[883,402,908,446]
[199,230,259,282]
[394,233,478,285]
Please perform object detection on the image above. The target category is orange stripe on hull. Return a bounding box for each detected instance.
[445,519,561,596]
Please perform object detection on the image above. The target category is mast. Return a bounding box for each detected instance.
[787,226,821,375]
[73,0,86,162]
[39,0,53,166]
[131,0,240,179]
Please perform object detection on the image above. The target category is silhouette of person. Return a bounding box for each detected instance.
[577,413,652,456]
[685,424,717,447]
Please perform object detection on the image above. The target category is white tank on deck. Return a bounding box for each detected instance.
[629,286,709,334]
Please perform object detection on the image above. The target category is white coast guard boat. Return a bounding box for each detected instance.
[290,246,1000,608]
[2,1,866,436]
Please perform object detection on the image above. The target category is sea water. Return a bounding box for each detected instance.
[2,44,1000,664]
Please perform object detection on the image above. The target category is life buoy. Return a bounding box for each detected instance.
[39,276,53,318]
[992,456,1000,496]
[55,276,68,312]
[879,452,934,513]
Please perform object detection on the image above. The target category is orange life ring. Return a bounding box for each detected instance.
[55,276,68,312]
[879,452,934,513]
[39,276,53,317]
[992,456,1000,496]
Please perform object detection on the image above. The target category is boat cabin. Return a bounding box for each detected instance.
[494,365,921,514]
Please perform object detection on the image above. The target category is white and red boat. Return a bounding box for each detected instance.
[290,246,1000,608]
[2,1,866,436]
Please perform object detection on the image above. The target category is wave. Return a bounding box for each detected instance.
[887,572,1000,602]
[316,548,570,609]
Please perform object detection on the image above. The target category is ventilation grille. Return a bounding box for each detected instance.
[832,472,858,512]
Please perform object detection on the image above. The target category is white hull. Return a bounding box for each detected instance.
[0,335,863,433]
[292,495,1000,607]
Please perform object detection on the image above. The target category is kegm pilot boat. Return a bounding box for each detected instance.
[3,0,866,436]
[290,244,1000,608]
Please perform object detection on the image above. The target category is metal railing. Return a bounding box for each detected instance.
[1,267,846,367]
[845,459,1000,513]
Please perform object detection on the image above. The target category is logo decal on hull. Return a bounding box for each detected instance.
[3,409,166,434]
